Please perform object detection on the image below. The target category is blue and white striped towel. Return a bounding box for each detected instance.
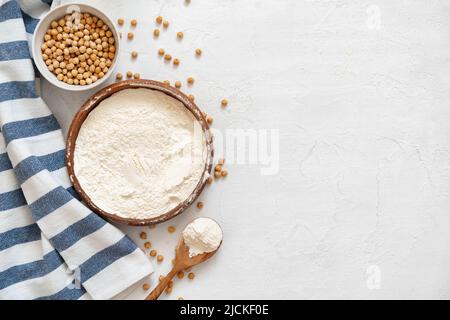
[0,0,152,299]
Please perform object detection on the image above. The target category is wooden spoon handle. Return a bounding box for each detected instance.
[145,268,179,300]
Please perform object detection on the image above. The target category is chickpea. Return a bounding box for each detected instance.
[157,255,164,262]
[117,18,124,26]
[164,53,172,61]
[133,73,140,79]
[130,19,137,27]
[153,28,160,37]
[197,202,204,209]
[142,283,150,291]
[158,48,165,56]
[187,76,194,84]
[144,241,151,249]
[162,20,169,28]
[116,73,122,80]
[150,250,157,257]
[168,226,176,233]
[188,272,195,280]
[221,99,228,107]
[177,31,183,39]
[127,32,134,40]
[131,51,138,58]
[188,94,195,101]
[140,232,147,239]
[126,71,133,78]
[174,81,181,88]
[156,16,163,24]
[195,48,202,56]
[173,58,180,66]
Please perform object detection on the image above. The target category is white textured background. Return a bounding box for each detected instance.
[43,0,450,299]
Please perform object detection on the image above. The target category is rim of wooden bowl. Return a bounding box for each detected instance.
[66,79,214,226]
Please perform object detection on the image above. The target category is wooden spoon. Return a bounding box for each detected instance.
[145,221,223,300]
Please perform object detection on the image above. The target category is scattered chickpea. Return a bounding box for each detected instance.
[150,250,157,257]
[177,271,185,279]
[165,287,173,294]
[168,280,174,288]
[195,48,202,56]
[215,164,223,172]
[187,76,194,85]
[153,28,160,37]
[157,254,164,262]
[144,241,151,249]
[130,19,137,27]
[178,297,184,300]
[139,232,147,239]
[163,20,169,28]
[164,54,172,61]
[142,283,150,291]
[126,71,133,78]
[158,48,165,56]
[173,58,180,66]
[163,80,170,86]
[221,170,228,177]
[133,73,140,79]
[131,51,138,58]
[197,202,204,209]
[116,73,123,80]
[207,177,213,184]
[177,31,184,39]
[207,116,213,125]
[117,18,124,26]
[214,171,221,178]
[168,226,176,233]
[188,94,195,101]
[221,99,228,107]
[159,275,165,282]
[127,32,134,40]
[188,272,195,280]
[156,16,163,24]
[174,81,181,89]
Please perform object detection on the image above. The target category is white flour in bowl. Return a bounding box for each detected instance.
[74,88,206,219]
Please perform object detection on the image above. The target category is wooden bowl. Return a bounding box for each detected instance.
[66,79,214,226]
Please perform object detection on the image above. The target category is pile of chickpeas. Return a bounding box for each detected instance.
[41,12,116,86]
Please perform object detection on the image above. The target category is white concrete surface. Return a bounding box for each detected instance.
[43,0,450,299]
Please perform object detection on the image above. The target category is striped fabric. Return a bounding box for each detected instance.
[0,0,152,299]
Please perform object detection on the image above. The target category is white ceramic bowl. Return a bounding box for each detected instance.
[32,3,120,91]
